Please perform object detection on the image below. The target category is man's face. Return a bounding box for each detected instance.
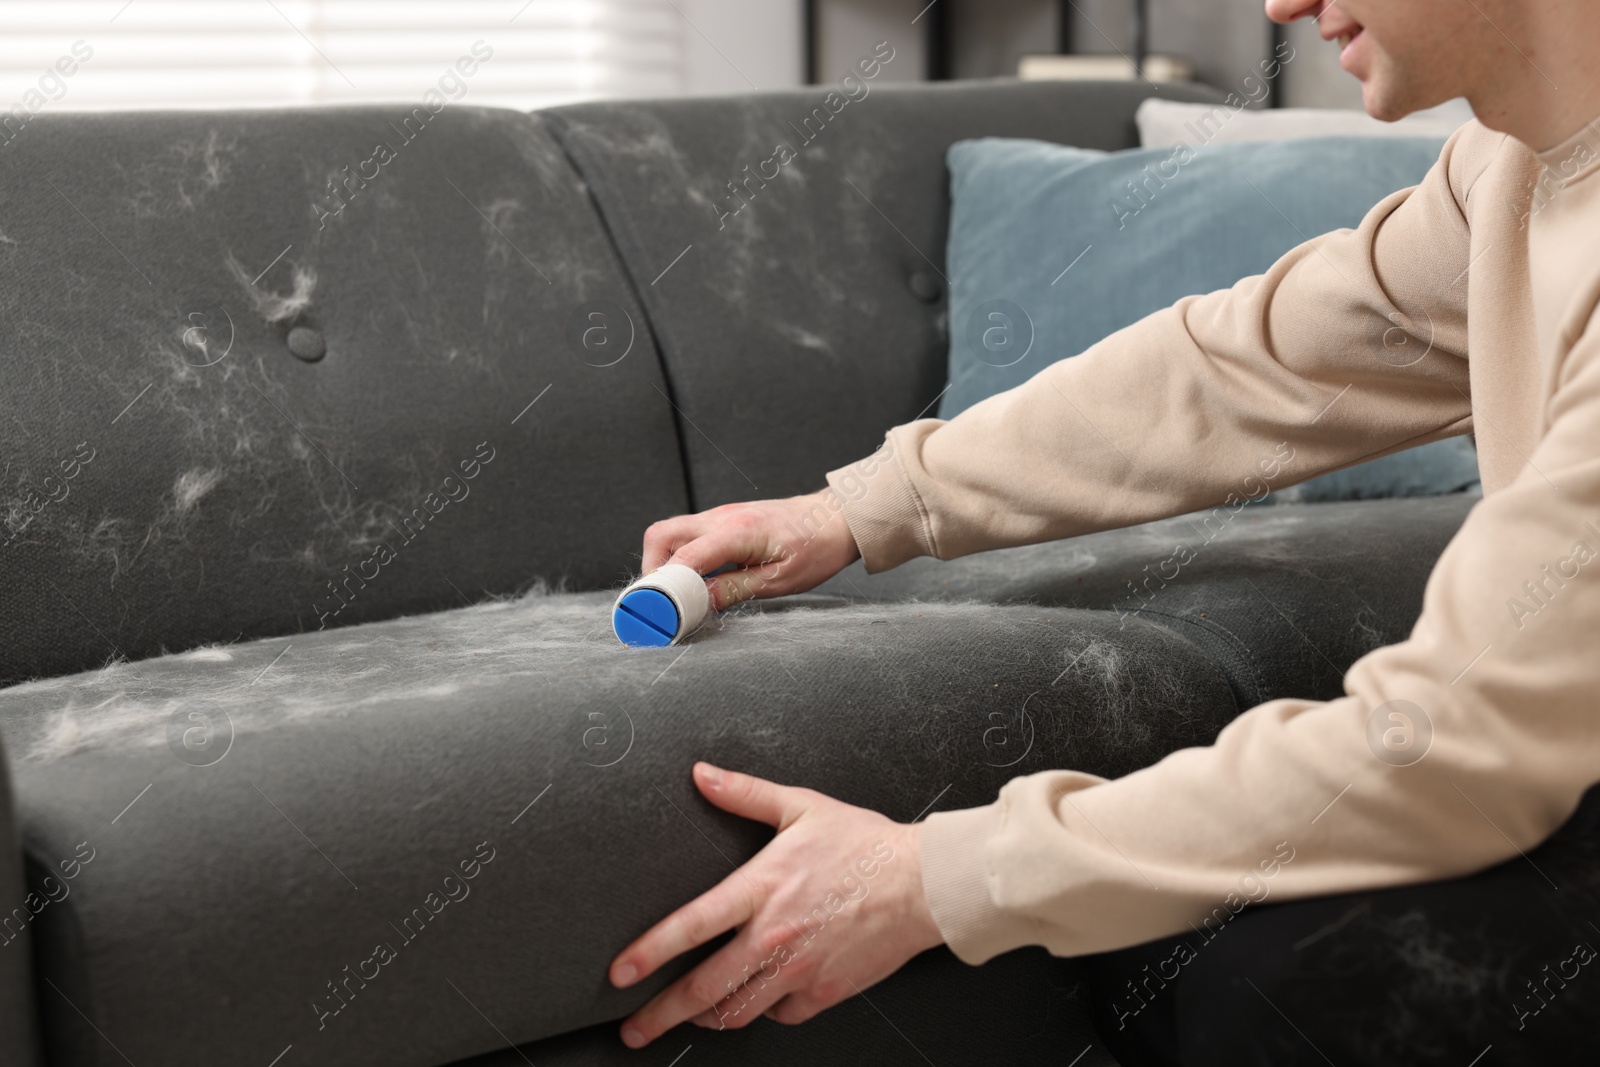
[1265,0,1493,120]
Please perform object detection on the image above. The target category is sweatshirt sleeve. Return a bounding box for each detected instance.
[825,126,1495,573]
[917,312,1600,963]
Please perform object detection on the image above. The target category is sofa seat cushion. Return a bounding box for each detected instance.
[817,495,1476,709]
[1,587,1236,1067]
[450,946,1112,1067]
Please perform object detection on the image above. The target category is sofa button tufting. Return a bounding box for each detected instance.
[287,326,326,362]
[908,271,942,303]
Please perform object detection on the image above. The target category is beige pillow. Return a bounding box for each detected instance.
[1136,97,1473,148]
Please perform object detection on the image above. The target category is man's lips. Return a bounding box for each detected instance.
[1318,12,1367,72]
[1318,7,1364,47]
[1338,27,1366,72]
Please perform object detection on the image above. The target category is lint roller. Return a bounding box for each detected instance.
[612,563,711,648]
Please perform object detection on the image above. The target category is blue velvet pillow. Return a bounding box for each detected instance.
[942,135,1480,501]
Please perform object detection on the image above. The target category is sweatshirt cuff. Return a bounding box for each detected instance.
[919,802,1043,966]
[823,431,934,573]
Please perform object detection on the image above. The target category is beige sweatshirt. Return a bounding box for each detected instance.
[825,119,1600,964]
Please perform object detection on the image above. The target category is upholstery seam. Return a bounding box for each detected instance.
[538,111,702,512]
[1120,607,1263,711]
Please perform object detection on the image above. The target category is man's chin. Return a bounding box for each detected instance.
[1362,97,1410,124]
[1361,80,1443,124]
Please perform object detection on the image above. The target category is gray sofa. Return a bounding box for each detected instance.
[0,79,1476,1067]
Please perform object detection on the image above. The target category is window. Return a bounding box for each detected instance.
[0,0,688,112]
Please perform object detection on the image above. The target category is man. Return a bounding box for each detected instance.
[606,0,1600,1061]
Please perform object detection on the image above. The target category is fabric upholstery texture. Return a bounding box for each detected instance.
[0,106,687,687]
[545,80,1225,510]
[454,947,1115,1066]
[819,495,1475,711]
[1,577,1238,1067]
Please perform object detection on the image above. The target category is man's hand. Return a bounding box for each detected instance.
[640,489,861,610]
[608,763,945,1049]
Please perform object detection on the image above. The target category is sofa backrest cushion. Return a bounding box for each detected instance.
[547,78,1226,509]
[0,106,687,684]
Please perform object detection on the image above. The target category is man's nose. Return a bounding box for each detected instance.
[1264,0,1324,25]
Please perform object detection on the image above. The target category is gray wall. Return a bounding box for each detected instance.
[950,0,1058,83]
[682,0,808,94]
[1068,0,1275,102]
[814,0,929,83]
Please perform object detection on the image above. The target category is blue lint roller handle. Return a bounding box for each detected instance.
[612,563,712,647]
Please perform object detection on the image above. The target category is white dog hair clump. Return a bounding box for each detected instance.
[4,581,605,764]
[225,252,317,324]
[0,584,1191,769]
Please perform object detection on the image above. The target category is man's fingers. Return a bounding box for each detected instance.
[641,515,706,574]
[610,865,759,990]
[663,527,763,579]
[694,762,808,829]
[622,935,796,1047]
[704,568,765,611]
[764,989,832,1026]
[707,554,794,609]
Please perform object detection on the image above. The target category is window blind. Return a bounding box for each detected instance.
[0,0,686,112]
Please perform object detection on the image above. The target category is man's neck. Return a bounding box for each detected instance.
[1468,8,1600,153]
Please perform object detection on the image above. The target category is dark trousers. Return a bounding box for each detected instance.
[1087,786,1600,1066]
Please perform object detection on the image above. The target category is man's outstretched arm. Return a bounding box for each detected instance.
[919,304,1600,961]
[827,125,1497,572]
